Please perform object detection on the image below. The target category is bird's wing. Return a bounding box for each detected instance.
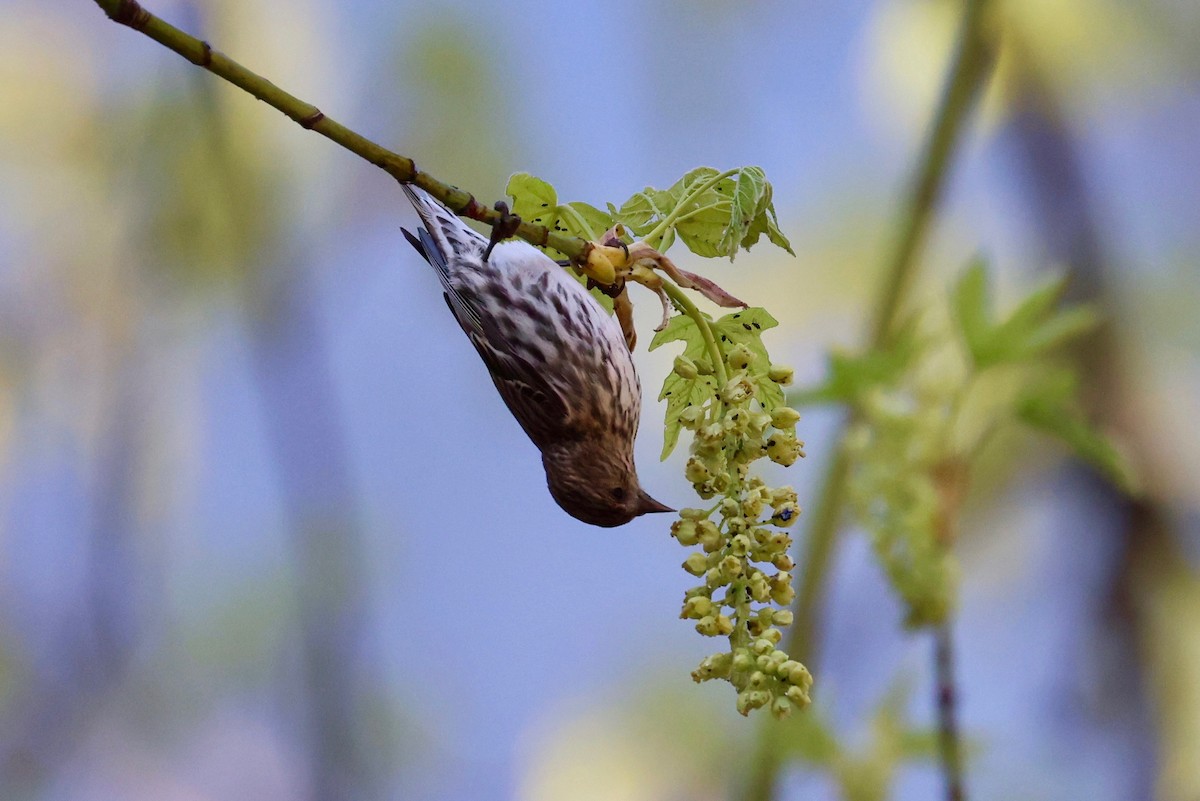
[401,186,579,448]
[465,328,577,448]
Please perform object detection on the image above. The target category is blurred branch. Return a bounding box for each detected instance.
[183,42,382,795]
[934,624,965,801]
[1005,37,1162,797]
[90,0,593,260]
[741,2,998,799]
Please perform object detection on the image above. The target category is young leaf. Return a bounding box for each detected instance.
[611,166,793,260]
[649,313,719,459]
[711,308,786,412]
[952,257,992,367]
[790,321,920,407]
[505,172,615,310]
[1016,369,1139,494]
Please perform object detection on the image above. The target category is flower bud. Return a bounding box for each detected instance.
[766,434,803,467]
[770,407,801,428]
[732,650,754,672]
[771,697,793,720]
[679,406,705,429]
[673,355,699,379]
[752,638,774,655]
[728,344,754,371]
[785,685,810,705]
[694,357,714,375]
[671,519,699,546]
[682,553,708,576]
[761,627,782,645]
[772,502,801,527]
[695,616,719,636]
[773,609,795,627]
[772,553,795,571]
[729,534,752,557]
[681,596,713,619]
[685,457,711,484]
[721,375,752,404]
[681,507,710,521]
[715,614,734,635]
[705,567,725,589]
[768,364,794,385]
[720,555,744,578]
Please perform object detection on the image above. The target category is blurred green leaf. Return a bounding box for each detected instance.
[954,262,1100,369]
[790,320,920,406]
[1016,369,1139,493]
[952,257,991,361]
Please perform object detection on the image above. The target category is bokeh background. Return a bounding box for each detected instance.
[2,0,1198,799]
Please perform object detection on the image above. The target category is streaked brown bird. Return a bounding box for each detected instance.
[401,185,673,527]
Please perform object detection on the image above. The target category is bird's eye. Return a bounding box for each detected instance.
[610,487,627,502]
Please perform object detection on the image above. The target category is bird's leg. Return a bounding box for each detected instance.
[483,200,522,262]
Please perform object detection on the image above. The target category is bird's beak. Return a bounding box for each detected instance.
[637,490,675,516]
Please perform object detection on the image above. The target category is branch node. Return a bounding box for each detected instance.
[112,0,151,30]
[298,109,325,129]
[198,40,213,67]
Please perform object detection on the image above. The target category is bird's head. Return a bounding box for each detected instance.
[541,442,673,527]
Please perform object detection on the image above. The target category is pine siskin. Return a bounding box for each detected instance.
[401,185,672,527]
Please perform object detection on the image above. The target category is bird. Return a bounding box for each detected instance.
[400,184,673,527]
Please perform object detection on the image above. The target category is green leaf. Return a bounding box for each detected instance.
[1016,370,1139,494]
[611,165,793,260]
[711,308,785,412]
[649,314,718,459]
[952,257,992,367]
[790,320,920,407]
[506,171,615,310]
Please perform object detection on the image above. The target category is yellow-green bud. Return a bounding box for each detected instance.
[787,663,811,686]
[681,507,710,521]
[682,553,708,576]
[720,555,744,578]
[770,575,795,605]
[673,355,699,379]
[694,357,714,375]
[695,616,719,636]
[681,596,713,619]
[672,519,699,546]
[785,685,810,705]
[715,614,734,635]
[729,534,751,557]
[752,638,774,655]
[773,609,794,626]
[772,501,801,527]
[771,697,793,720]
[732,650,755,672]
[721,375,752,404]
[761,627,782,645]
[705,567,725,589]
[679,406,705,429]
[772,553,795,571]
[771,407,801,428]
[685,457,711,484]
[768,364,794,385]
[766,434,803,467]
[728,344,755,371]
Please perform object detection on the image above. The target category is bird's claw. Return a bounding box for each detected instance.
[483,200,521,262]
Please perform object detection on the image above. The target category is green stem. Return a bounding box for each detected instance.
[662,282,730,389]
[90,0,591,261]
[643,169,739,249]
[739,1,997,798]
